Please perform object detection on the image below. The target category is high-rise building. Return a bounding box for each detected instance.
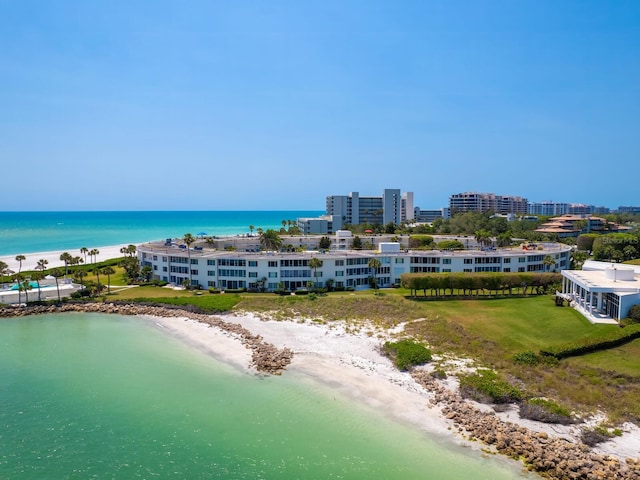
[325,189,414,228]
[528,201,570,216]
[449,192,528,215]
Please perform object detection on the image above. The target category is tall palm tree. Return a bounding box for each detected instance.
[89,248,100,264]
[93,266,102,294]
[249,225,255,236]
[15,255,26,273]
[32,271,44,301]
[51,268,63,303]
[368,257,382,290]
[308,257,323,288]
[13,274,24,304]
[80,247,89,264]
[20,279,32,304]
[183,233,195,288]
[60,252,73,278]
[102,266,115,294]
[543,255,557,272]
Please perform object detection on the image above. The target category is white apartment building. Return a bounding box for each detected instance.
[528,201,570,216]
[449,192,529,215]
[138,237,571,292]
[324,189,414,229]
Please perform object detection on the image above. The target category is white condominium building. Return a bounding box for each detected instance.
[138,237,571,292]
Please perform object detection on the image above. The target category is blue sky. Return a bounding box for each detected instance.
[1,0,638,211]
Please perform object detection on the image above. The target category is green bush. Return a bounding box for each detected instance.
[540,324,640,359]
[628,304,640,322]
[458,369,522,404]
[519,398,574,424]
[383,339,432,371]
[513,351,540,366]
[208,288,221,294]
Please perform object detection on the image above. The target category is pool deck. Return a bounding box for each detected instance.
[0,282,81,305]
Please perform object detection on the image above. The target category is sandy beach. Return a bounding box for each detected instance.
[147,311,640,463]
[0,244,134,272]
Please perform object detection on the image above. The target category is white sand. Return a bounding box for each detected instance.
[0,244,134,272]
[143,311,640,461]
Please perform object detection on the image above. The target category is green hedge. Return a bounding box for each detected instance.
[540,324,640,359]
[383,339,432,371]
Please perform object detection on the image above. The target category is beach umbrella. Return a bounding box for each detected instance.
[197,231,208,236]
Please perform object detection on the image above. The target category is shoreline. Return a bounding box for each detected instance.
[2,303,639,479]
[0,244,135,272]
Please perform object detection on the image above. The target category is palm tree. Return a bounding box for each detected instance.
[102,266,115,294]
[13,274,24,304]
[93,266,102,294]
[36,258,49,273]
[183,233,195,288]
[0,260,9,279]
[259,229,282,251]
[80,247,89,264]
[543,255,557,272]
[60,252,73,278]
[368,257,382,290]
[70,256,83,274]
[89,248,100,264]
[15,255,26,273]
[75,270,87,288]
[308,257,323,288]
[20,279,33,304]
[474,230,492,249]
[32,271,44,301]
[51,268,63,303]
[249,225,255,236]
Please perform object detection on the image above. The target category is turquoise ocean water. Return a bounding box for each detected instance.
[0,313,532,479]
[0,211,322,256]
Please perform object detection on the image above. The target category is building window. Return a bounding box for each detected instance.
[464,259,473,264]
[191,269,198,275]
[519,257,526,263]
[336,271,344,276]
[162,266,167,272]
[207,259,215,266]
[395,258,404,264]
[191,259,198,265]
[268,261,277,268]
[208,270,216,276]
[248,272,258,278]
[248,261,258,267]
[268,272,278,278]
[503,258,511,264]
[335,260,344,266]
[442,258,451,264]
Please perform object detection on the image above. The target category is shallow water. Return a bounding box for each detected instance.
[0,313,533,479]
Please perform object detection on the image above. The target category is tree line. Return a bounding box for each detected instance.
[401,272,562,298]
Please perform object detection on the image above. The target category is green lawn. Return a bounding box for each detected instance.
[418,297,620,355]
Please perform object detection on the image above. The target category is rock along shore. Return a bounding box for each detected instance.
[2,303,640,479]
[0,303,293,375]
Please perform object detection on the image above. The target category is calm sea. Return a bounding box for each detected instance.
[0,313,532,479]
[0,211,322,256]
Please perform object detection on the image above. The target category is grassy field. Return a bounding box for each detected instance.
[101,286,640,423]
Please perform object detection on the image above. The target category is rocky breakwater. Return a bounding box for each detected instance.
[411,370,640,480]
[0,303,293,375]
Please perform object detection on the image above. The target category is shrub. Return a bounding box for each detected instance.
[208,288,221,294]
[458,369,522,404]
[513,351,540,366]
[519,398,574,424]
[383,339,432,371]
[629,304,640,322]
